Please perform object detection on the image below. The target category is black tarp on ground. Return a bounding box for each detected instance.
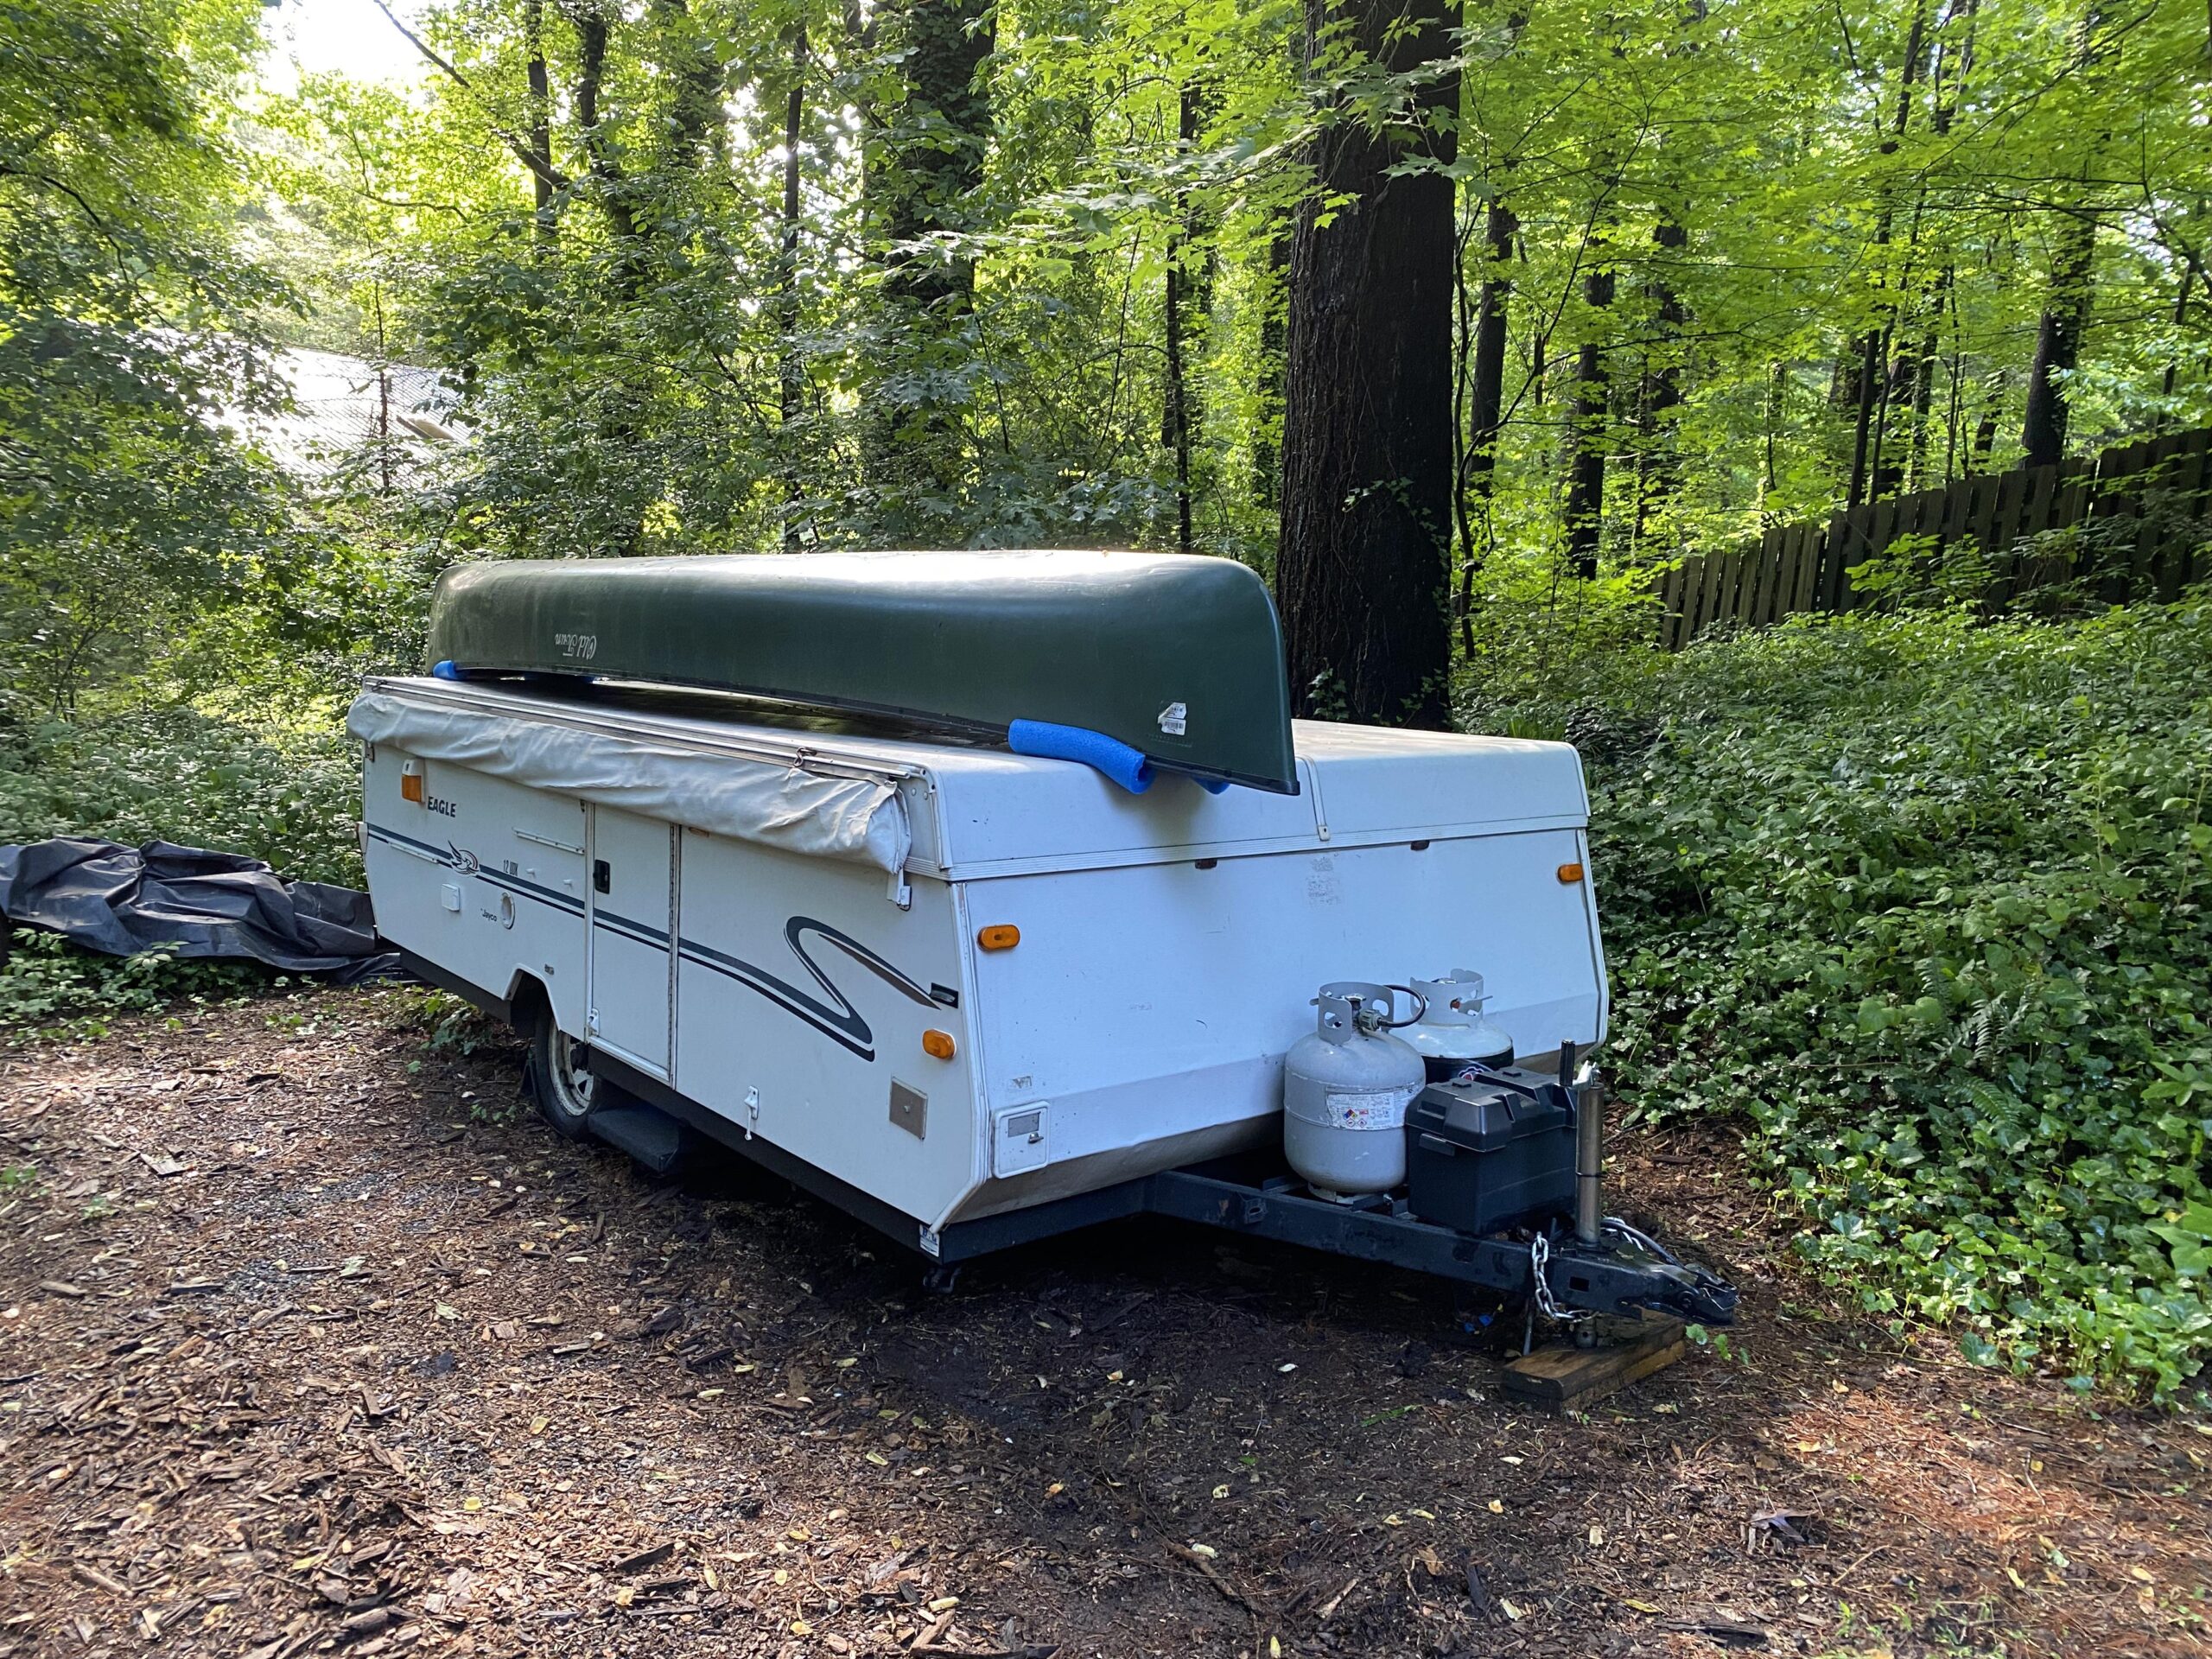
[0,838,402,983]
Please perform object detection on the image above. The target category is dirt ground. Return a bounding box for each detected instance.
[1,990,2206,1659]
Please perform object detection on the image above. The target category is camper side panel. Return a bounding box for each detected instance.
[954,826,1604,1217]
[673,834,977,1227]
[360,744,591,1034]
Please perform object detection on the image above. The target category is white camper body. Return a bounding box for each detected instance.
[351,675,1607,1252]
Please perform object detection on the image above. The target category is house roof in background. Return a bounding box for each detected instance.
[227,346,463,479]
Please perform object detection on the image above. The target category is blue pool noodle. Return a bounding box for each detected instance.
[1007,720,1154,794]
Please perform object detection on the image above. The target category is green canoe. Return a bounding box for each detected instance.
[425,550,1298,794]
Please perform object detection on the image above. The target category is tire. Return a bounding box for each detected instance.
[525,1014,600,1141]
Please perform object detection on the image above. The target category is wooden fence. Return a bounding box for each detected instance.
[1658,425,2212,649]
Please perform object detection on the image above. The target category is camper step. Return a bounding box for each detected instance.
[588,1103,690,1174]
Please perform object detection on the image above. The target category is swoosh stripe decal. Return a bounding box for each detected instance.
[372,819,928,1066]
[677,917,937,1064]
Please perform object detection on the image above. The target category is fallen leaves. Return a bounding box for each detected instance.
[6,995,2204,1659]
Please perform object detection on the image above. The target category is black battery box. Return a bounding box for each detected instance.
[1404,1074,1576,1236]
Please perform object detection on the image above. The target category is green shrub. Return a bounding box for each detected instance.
[0,706,361,885]
[0,928,269,1040]
[1510,601,2212,1396]
[0,705,362,1037]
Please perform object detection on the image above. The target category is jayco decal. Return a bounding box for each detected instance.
[678,916,934,1063]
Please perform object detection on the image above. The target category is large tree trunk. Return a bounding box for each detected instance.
[1274,0,1459,728]
[863,0,995,504]
[2020,210,2097,468]
[1562,263,1614,577]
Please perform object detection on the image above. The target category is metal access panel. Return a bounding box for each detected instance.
[587,806,677,1078]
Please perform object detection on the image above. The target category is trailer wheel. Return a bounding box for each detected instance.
[526,1020,600,1141]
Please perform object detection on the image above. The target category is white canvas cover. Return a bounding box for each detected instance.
[346,685,912,873]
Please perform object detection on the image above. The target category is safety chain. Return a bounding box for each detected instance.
[1601,1215,1680,1264]
[1527,1230,1593,1324]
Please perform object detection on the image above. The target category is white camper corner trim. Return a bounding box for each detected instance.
[346,685,913,873]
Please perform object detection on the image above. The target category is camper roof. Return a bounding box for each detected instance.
[355,675,1588,880]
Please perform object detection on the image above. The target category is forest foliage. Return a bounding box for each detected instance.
[3,0,2212,1393]
[10,0,2209,716]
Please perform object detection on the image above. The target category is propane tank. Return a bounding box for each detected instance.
[1401,968,1515,1080]
[1283,982,1427,1198]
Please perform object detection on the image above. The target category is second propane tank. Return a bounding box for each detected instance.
[1402,968,1515,1079]
[1283,982,1427,1198]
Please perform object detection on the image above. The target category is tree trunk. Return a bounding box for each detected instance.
[1251,224,1290,512]
[2020,210,2097,468]
[572,3,637,244]
[1274,0,1458,728]
[1905,271,1947,489]
[1562,262,1614,578]
[525,0,556,238]
[1971,379,2000,470]
[863,0,995,504]
[779,25,808,549]
[1162,79,1203,554]
[1453,192,1514,648]
[650,0,724,175]
[2161,260,2196,416]
[1761,360,1786,509]
[1872,323,1910,499]
[1637,213,1688,539]
[1846,0,1929,509]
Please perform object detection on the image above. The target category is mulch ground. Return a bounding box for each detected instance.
[1,988,2206,1659]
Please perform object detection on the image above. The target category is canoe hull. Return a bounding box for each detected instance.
[426,550,1298,793]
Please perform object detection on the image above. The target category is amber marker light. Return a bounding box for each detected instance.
[1557,861,1586,883]
[922,1030,957,1060]
[977,925,1020,950]
[400,770,424,804]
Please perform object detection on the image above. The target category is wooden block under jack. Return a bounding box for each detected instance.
[1501,1309,1687,1413]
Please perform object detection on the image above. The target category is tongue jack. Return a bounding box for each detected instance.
[1569,1042,1605,1248]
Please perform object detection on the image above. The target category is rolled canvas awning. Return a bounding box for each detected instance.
[423,550,1299,794]
[346,686,915,873]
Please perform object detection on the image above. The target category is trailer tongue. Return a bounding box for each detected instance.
[359,550,1737,1341]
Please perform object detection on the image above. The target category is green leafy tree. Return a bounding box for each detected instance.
[0,0,294,716]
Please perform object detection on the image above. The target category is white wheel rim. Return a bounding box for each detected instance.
[546,1030,596,1118]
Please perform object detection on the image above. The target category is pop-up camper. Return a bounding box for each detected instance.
[351,550,1733,1328]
